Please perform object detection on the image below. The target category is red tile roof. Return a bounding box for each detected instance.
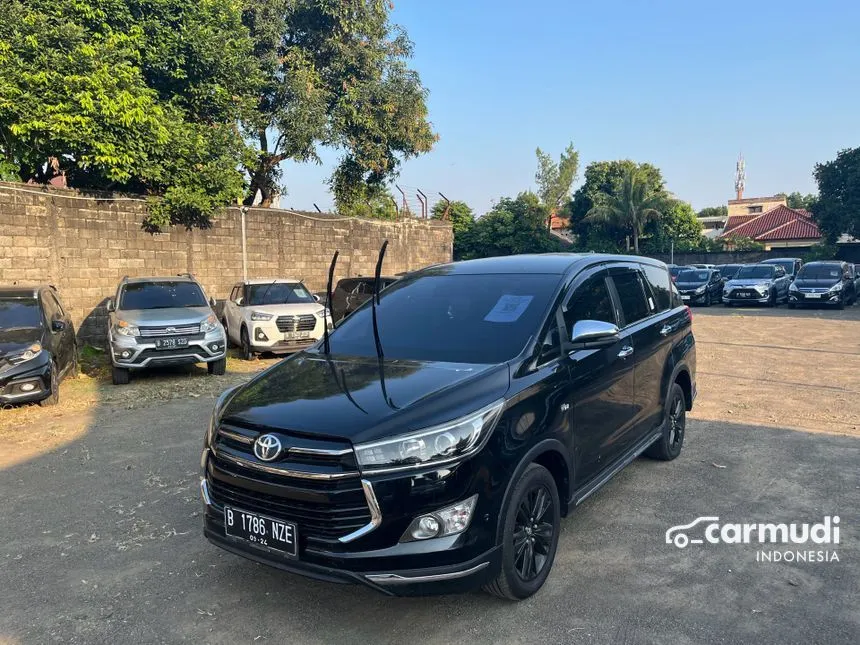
[723,213,759,232]
[756,217,821,240]
[719,205,820,242]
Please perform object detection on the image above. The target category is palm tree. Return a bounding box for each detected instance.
[585,168,667,254]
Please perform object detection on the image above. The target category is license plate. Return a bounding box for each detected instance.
[224,506,297,556]
[804,293,822,299]
[154,337,189,350]
[681,295,690,301]
[284,331,311,340]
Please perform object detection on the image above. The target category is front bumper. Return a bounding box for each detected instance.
[248,317,326,354]
[789,291,842,306]
[110,330,227,369]
[722,290,770,305]
[0,357,52,404]
[679,291,709,304]
[200,451,502,596]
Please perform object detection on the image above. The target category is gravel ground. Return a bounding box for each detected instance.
[1,306,858,644]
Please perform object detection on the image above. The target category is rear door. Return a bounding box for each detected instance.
[40,289,74,374]
[561,267,636,483]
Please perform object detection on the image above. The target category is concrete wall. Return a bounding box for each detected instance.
[727,195,786,217]
[0,182,452,343]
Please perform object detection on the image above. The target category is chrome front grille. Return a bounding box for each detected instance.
[275,315,316,333]
[139,324,201,337]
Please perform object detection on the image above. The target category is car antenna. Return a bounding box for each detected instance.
[371,240,399,410]
[323,250,338,354]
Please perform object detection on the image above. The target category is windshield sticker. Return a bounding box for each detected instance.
[484,295,534,323]
[294,287,310,298]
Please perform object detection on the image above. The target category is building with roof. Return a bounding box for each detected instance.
[720,203,822,250]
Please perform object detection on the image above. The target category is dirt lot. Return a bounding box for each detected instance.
[1,306,858,644]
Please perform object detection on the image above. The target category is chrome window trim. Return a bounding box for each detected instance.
[338,479,382,543]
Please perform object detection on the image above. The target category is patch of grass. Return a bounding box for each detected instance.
[78,344,110,378]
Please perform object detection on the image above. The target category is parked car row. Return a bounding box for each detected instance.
[667,258,858,309]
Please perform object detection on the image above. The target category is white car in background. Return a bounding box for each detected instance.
[222,279,330,359]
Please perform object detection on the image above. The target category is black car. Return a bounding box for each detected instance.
[201,254,697,599]
[788,261,857,309]
[761,257,803,279]
[674,268,723,306]
[715,264,743,282]
[325,276,401,322]
[0,285,77,406]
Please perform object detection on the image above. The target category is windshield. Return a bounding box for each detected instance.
[120,281,207,310]
[669,267,684,277]
[326,272,561,363]
[247,282,314,306]
[735,266,775,280]
[677,270,710,282]
[718,265,741,278]
[0,298,42,329]
[797,265,842,280]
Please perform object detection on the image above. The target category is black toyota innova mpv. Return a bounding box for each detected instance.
[201,254,696,600]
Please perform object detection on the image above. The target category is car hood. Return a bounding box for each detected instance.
[241,303,325,317]
[115,306,213,326]
[675,281,707,289]
[221,352,511,444]
[794,278,839,289]
[726,278,774,288]
[0,326,43,356]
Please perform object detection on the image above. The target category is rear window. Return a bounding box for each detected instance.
[327,273,561,363]
[764,260,795,274]
[247,282,314,305]
[0,297,42,328]
[120,281,207,310]
[677,270,710,282]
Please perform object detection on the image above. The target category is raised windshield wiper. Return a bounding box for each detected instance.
[372,240,398,411]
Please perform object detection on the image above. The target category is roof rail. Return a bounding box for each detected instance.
[120,275,129,282]
[177,272,194,279]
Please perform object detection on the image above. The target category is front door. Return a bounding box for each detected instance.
[560,268,637,485]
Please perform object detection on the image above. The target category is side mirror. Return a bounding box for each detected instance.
[570,320,620,349]
[313,294,321,303]
[209,297,217,308]
[235,296,243,306]
[51,319,67,332]
[105,298,114,313]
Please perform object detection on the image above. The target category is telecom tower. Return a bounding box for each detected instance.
[734,154,746,200]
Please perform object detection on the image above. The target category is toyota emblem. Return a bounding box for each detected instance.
[254,434,282,462]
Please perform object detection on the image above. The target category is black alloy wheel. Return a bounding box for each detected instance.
[39,362,60,406]
[645,382,686,461]
[240,326,254,361]
[484,463,561,600]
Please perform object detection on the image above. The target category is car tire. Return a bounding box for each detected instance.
[788,302,796,309]
[837,298,845,310]
[484,463,561,601]
[221,319,233,347]
[208,357,227,375]
[70,349,79,379]
[112,366,130,386]
[645,382,686,461]
[703,292,711,307]
[240,326,254,361]
[39,362,60,406]
[768,291,777,307]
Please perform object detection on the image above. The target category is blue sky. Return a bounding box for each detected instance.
[280,0,860,215]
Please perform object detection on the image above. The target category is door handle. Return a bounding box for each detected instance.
[659,324,672,337]
[617,345,634,359]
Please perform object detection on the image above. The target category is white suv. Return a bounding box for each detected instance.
[222,279,330,359]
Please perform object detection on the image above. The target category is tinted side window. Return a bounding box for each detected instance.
[563,273,616,330]
[41,291,61,321]
[612,270,650,326]
[640,264,671,312]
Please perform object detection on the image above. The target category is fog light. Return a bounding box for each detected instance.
[209,343,221,351]
[120,350,131,359]
[20,383,36,392]
[255,328,268,342]
[402,495,478,542]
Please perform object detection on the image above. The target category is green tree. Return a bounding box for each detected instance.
[697,205,728,219]
[813,147,860,242]
[641,200,703,254]
[535,142,579,229]
[241,0,436,209]
[431,200,475,235]
[338,184,398,220]
[783,192,817,211]
[0,0,257,230]
[585,167,669,254]
[566,160,664,250]
[456,193,562,260]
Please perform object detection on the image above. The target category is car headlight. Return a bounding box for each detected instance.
[114,320,140,337]
[755,283,770,294]
[8,343,43,366]
[354,400,505,473]
[829,282,843,292]
[200,314,220,332]
[314,308,330,319]
[250,311,273,321]
[695,285,706,294]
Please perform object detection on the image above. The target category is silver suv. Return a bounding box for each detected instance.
[106,275,227,385]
